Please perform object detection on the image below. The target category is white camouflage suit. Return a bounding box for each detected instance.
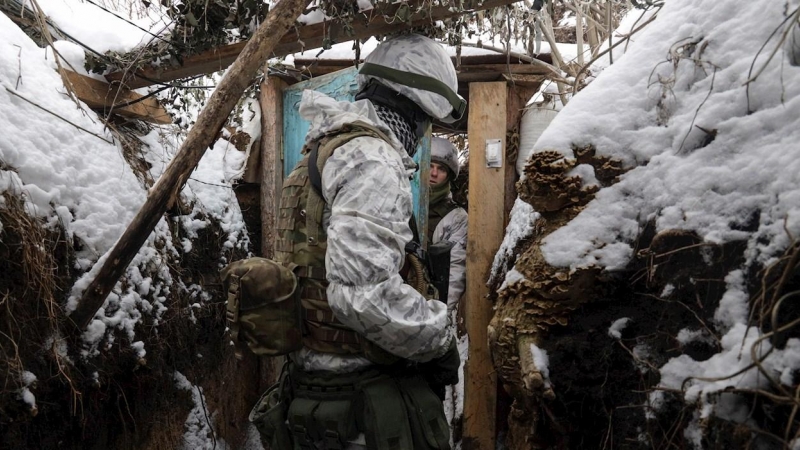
[431,202,468,312]
[290,89,452,374]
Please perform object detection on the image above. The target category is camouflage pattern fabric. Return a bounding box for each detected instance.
[290,90,452,373]
[358,34,461,122]
[220,258,302,357]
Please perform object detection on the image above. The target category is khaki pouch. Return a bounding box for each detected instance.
[221,258,303,357]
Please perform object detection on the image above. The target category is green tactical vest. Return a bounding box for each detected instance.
[274,121,400,365]
[427,197,459,244]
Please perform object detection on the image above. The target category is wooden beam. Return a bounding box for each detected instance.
[292,53,553,67]
[259,76,287,259]
[292,62,550,84]
[67,0,308,331]
[463,82,507,450]
[105,0,526,89]
[62,71,171,124]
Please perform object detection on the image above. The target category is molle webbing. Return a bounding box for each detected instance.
[275,124,393,357]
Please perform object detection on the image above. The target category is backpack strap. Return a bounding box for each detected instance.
[305,122,395,246]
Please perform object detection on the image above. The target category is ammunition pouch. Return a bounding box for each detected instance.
[221,258,303,358]
[250,364,293,449]
[288,368,366,449]
[284,366,451,450]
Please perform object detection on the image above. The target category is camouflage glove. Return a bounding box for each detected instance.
[419,337,460,400]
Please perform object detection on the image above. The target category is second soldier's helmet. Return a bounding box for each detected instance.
[431,137,460,179]
[357,34,466,123]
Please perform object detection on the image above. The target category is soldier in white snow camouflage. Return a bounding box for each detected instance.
[428,137,468,313]
[251,35,467,450]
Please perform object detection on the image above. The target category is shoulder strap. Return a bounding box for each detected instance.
[304,122,394,246]
[307,122,394,198]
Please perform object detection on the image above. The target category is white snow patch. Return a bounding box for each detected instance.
[608,317,631,339]
[529,344,551,388]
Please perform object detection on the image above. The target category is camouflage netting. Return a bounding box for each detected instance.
[493,148,800,449]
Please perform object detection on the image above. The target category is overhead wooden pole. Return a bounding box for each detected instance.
[463,82,507,449]
[68,0,308,330]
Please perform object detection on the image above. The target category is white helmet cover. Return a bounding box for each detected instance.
[431,137,460,179]
[358,34,464,122]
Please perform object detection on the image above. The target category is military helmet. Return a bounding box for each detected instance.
[358,34,466,123]
[431,137,460,179]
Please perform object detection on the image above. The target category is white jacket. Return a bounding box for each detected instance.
[431,205,468,310]
[291,90,451,373]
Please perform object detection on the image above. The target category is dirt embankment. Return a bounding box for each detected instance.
[0,138,269,449]
[492,146,800,449]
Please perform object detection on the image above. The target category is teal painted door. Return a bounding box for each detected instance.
[282,67,431,247]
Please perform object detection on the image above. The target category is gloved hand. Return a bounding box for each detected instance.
[418,336,460,399]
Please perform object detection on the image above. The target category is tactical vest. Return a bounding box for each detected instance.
[427,197,459,244]
[274,122,399,365]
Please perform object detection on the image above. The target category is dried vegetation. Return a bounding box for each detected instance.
[493,145,800,449]
[0,136,260,448]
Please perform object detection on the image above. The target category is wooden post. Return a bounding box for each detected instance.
[67,0,307,330]
[259,77,287,259]
[463,82,507,449]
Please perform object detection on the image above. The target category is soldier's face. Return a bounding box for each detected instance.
[429,162,449,186]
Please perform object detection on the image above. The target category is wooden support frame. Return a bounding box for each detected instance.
[62,71,171,124]
[259,76,287,259]
[463,82,508,449]
[105,0,527,89]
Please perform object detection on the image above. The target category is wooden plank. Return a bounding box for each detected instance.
[463,82,506,450]
[456,64,550,75]
[259,76,287,259]
[293,53,554,67]
[62,71,171,124]
[105,0,526,89]
[291,62,550,85]
[68,0,308,331]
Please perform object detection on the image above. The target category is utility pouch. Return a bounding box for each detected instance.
[359,376,413,450]
[288,398,320,448]
[288,369,364,449]
[427,241,454,304]
[397,375,451,450]
[250,368,293,449]
[220,258,303,358]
